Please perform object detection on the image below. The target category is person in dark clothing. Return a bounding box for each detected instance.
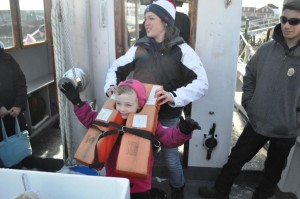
[0,47,28,168]
[198,0,300,199]
[174,11,190,44]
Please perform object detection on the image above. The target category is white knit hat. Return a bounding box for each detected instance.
[145,0,176,26]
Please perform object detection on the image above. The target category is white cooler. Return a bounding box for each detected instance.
[0,169,130,199]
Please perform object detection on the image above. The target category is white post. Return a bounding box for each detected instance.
[189,0,242,167]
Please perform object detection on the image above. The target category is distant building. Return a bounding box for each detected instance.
[242,4,279,21]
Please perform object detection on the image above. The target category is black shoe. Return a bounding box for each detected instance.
[150,188,167,199]
[198,186,228,199]
[170,185,184,199]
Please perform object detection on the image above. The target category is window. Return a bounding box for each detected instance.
[19,0,46,46]
[0,0,46,50]
[125,0,147,49]
[125,0,138,49]
[0,0,14,49]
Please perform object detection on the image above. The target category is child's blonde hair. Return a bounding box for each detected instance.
[116,85,135,96]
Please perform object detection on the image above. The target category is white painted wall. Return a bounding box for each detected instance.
[189,0,242,167]
[90,0,116,108]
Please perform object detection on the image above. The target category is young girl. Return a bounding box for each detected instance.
[60,79,200,199]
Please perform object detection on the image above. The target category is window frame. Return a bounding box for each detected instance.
[18,0,47,48]
[2,0,48,51]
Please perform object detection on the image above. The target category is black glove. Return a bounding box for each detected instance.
[179,116,201,135]
[60,82,83,107]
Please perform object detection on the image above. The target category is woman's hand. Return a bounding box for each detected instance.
[155,87,174,105]
[106,85,117,97]
[0,106,8,118]
[7,107,21,118]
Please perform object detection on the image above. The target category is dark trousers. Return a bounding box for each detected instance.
[215,123,296,198]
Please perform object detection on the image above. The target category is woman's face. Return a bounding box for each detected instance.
[115,92,139,119]
[144,12,166,42]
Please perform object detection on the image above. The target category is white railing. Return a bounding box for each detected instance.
[241,17,279,33]
[238,32,256,65]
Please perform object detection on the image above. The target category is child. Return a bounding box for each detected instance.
[60,79,200,199]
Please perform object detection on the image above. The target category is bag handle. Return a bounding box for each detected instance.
[0,118,22,140]
[15,118,22,136]
[1,118,8,140]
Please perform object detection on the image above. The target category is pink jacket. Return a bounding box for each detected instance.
[74,102,192,193]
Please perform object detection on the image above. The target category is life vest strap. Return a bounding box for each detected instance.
[89,128,120,169]
[108,121,123,129]
[92,120,109,127]
[123,126,161,150]
[108,121,161,150]
[90,124,119,139]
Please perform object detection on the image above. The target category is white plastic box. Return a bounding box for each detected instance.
[0,169,130,199]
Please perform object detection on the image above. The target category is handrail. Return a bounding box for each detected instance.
[238,32,256,64]
[241,17,279,33]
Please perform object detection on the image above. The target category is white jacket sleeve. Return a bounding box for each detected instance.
[171,43,208,107]
[104,46,137,94]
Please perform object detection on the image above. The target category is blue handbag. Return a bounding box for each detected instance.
[0,118,32,167]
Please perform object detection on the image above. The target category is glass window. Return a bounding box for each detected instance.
[126,0,137,49]
[19,0,46,46]
[0,0,14,49]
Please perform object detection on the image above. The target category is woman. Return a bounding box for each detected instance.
[0,47,28,168]
[104,1,208,198]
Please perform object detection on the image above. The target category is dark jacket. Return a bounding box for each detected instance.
[242,24,300,138]
[0,49,27,110]
[0,49,27,140]
[175,11,191,44]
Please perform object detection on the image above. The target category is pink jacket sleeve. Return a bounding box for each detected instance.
[155,122,192,148]
[74,102,98,128]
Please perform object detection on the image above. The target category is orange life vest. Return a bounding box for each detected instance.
[74,83,161,176]
[74,96,124,170]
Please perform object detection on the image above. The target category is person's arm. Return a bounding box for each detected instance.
[74,102,98,128]
[11,56,27,111]
[60,81,97,128]
[241,50,259,112]
[169,44,209,107]
[155,117,201,148]
[104,46,137,95]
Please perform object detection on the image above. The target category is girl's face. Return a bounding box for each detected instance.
[115,92,139,119]
[144,12,166,42]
